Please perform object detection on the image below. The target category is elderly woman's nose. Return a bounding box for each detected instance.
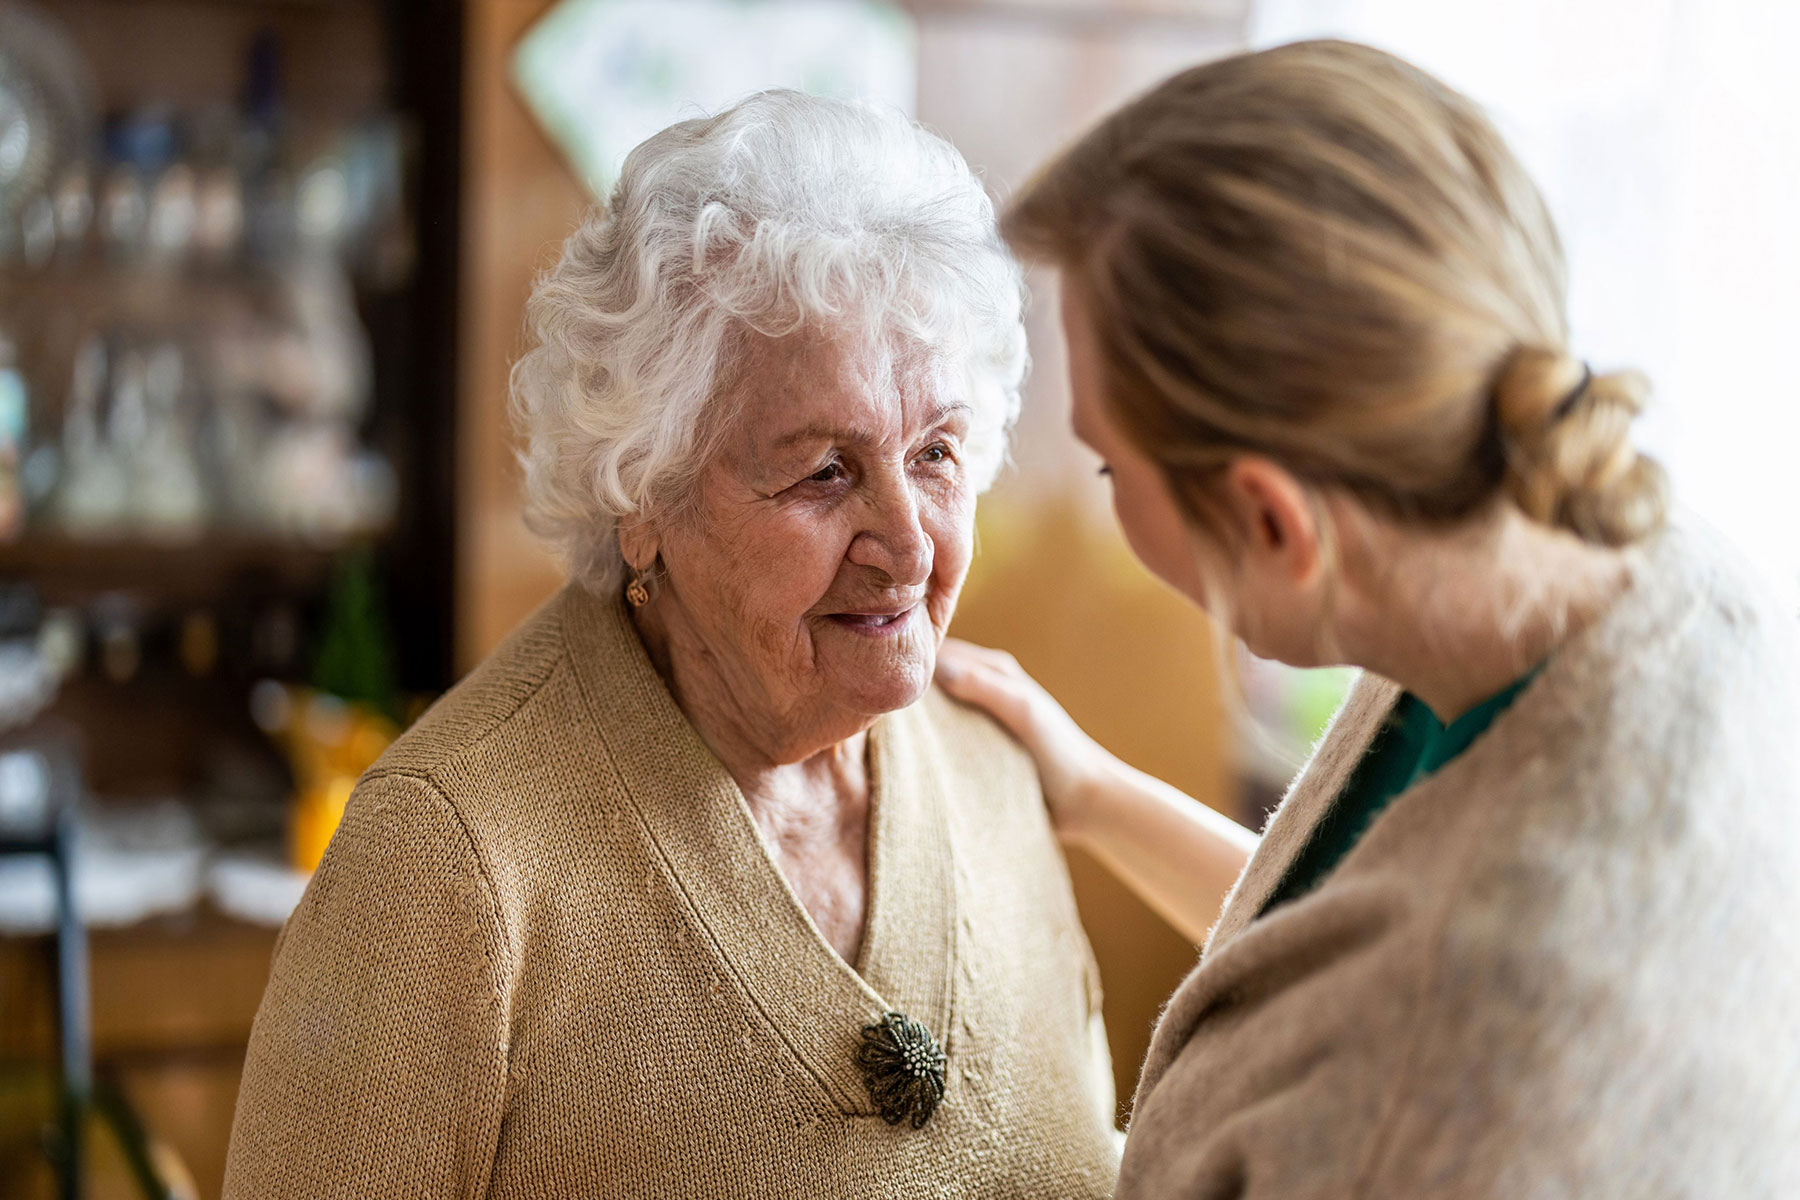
[849,483,934,586]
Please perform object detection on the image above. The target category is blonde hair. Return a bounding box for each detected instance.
[1005,39,1666,552]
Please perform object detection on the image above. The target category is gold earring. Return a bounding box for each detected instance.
[626,566,651,608]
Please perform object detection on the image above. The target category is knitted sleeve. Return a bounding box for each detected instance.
[223,771,514,1200]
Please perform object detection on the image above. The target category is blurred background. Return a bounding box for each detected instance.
[0,0,1791,1196]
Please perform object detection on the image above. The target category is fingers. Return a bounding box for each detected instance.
[937,638,1023,680]
[932,639,1106,820]
[935,641,1020,692]
[943,670,1034,736]
[935,641,1038,736]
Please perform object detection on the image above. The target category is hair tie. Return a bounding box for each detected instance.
[1552,363,1594,422]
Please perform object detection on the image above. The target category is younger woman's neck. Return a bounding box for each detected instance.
[1338,511,1632,723]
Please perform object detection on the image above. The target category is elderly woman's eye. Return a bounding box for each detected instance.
[919,443,953,464]
[808,462,844,484]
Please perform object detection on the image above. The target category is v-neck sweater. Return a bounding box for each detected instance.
[224,584,1120,1199]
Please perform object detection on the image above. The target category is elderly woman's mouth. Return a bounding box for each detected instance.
[825,606,920,636]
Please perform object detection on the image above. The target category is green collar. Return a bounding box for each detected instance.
[1409,667,1540,785]
[1256,665,1541,918]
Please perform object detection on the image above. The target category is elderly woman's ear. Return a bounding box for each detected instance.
[618,522,661,578]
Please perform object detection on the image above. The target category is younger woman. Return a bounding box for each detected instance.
[942,40,1800,1198]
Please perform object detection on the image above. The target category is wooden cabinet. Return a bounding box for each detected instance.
[0,910,278,1199]
[0,1,464,1195]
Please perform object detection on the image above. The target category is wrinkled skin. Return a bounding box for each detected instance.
[623,330,978,962]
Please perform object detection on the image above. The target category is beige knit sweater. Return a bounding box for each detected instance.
[224,584,1119,1199]
[1118,523,1800,1199]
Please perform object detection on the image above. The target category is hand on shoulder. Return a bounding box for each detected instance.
[934,639,1111,837]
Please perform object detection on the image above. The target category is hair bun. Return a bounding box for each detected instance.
[1493,346,1668,546]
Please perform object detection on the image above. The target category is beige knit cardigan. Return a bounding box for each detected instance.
[1118,524,1800,1199]
[224,583,1119,1199]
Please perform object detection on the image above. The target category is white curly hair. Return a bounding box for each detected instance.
[510,89,1028,594]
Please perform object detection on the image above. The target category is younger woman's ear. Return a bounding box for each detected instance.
[1221,457,1322,587]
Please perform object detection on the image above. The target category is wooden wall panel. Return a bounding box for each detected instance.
[0,913,276,1200]
[456,0,586,668]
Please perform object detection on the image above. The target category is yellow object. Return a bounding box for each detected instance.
[289,773,357,873]
[257,682,399,872]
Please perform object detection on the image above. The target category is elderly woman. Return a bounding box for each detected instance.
[223,92,1119,1199]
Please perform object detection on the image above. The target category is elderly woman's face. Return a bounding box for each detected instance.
[649,333,977,749]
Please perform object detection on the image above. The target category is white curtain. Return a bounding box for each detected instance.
[1251,0,1800,606]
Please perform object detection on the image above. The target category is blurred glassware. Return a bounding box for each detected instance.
[192,163,244,264]
[36,605,81,681]
[187,103,244,267]
[17,188,52,264]
[134,339,209,538]
[56,333,130,535]
[294,156,348,251]
[271,257,371,421]
[51,160,91,257]
[92,592,141,684]
[100,109,179,263]
[98,161,147,260]
[0,328,29,541]
[145,161,198,265]
[261,421,389,540]
[199,382,269,529]
[0,2,95,261]
[0,583,57,733]
[0,19,407,554]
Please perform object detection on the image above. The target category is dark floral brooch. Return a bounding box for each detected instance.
[855,1010,946,1129]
